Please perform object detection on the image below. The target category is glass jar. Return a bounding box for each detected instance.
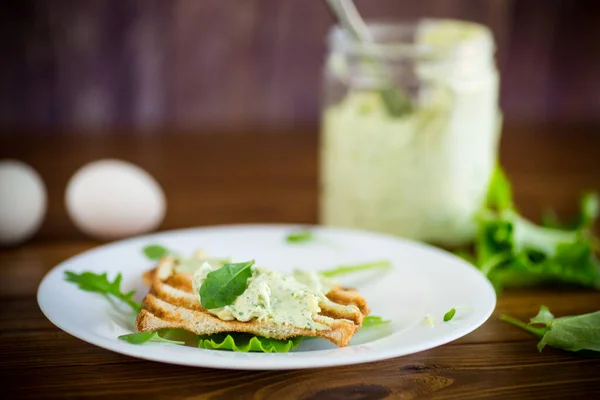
[319,19,501,246]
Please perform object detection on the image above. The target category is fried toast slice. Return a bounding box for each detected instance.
[137,257,370,347]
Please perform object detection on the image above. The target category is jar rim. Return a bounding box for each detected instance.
[328,18,495,60]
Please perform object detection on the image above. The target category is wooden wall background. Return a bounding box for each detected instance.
[1,0,599,133]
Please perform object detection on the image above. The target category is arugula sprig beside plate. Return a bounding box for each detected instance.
[501,306,600,353]
[458,165,600,355]
[463,166,600,292]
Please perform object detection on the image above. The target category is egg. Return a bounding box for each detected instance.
[0,160,47,245]
[66,159,166,240]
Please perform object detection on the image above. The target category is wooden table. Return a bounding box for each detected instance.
[2,125,600,399]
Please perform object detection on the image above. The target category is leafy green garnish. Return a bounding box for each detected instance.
[118,330,185,345]
[443,308,456,322]
[501,306,600,352]
[286,230,314,244]
[361,315,391,329]
[64,271,141,312]
[197,333,303,353]
[199,260,255,309]
[320,260,392,278]
[486,165,514,211]
[464,166,600,291]
[142,244,171,260]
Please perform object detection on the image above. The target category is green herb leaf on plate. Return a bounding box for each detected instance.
[143,244,171,260]
[119,331,185,345]
[199,260,255,309]
[443,308,457,322]
[361,315,391,329]
[198,333,303,353]
[286,230,314,244]
[64,271,141,312]
[501,306,600,353]
[320,260,392,278]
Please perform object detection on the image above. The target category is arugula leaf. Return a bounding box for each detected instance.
[143,244,171,260]
[501,306,600,353]
[480,211,600,290]
[499,314,547,339]
[486,165,514,211]
[578,192,599,228]
[538,311,600,352]
[199,260,255,309]
[443,308,456,322]
[286,230,314,244]
[468,166,600,291]
[320,260,392,278]
[64,271,141,312]
[198,333,303,353]
[361,316,391,329]
[118,330,185,345]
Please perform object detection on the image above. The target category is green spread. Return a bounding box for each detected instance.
[192,262,333,331]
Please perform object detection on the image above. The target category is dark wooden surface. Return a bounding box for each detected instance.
[1,124,600,399]
[2,0,600,131]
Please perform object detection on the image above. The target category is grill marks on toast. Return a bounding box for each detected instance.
[137,257,370,347]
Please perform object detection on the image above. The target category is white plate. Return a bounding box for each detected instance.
[38,224,495,370]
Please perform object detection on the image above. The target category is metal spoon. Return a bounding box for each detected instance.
[324,0,413,117]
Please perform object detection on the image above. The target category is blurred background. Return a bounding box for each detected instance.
[1,0,599,244]
[1,0,599,134]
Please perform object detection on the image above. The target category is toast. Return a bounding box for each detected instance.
[137,257,370,347]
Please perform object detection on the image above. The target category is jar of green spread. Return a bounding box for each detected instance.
[320,19,501,246]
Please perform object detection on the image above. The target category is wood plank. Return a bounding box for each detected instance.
[1,124,600,241]
[6,0,599,129]
[3,340,599,399]
[1,127,600,398]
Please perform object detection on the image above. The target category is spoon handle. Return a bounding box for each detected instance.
[325,0,372,42]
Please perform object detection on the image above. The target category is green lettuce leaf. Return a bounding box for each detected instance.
[197,333,303,353]
[118,330,185,345]
[361,315,391,328]
[443,308,456,322]
[469,166,600,291]
[320,260,392,278]
[501,306,600,353]
[143,244,172,260]
[286,230,314,244]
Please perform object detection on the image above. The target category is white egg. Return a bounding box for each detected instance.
[0,160,47,245]
[66,159,166,240]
